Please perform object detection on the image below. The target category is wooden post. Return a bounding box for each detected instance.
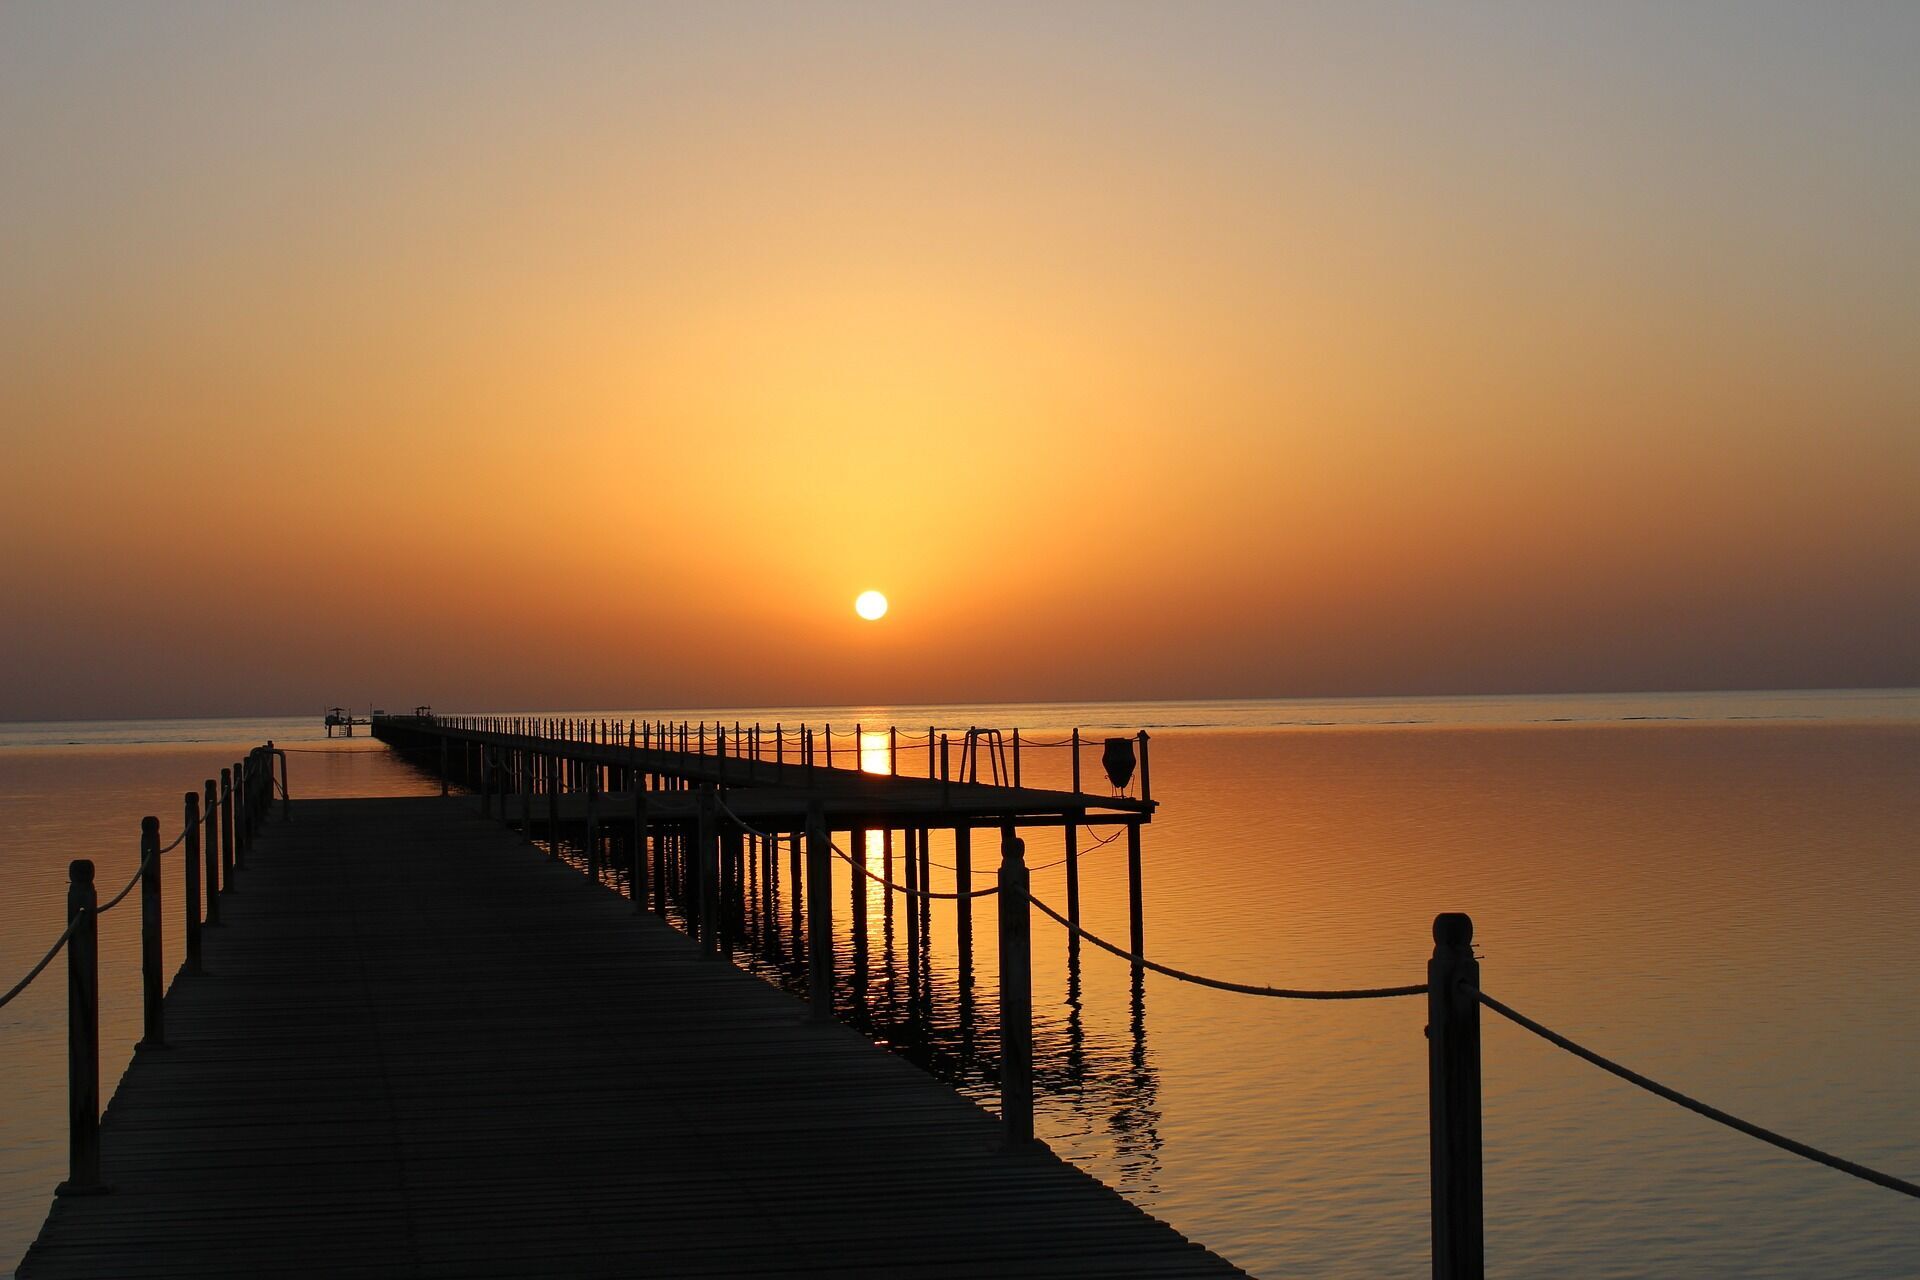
[233,760,247,867]
[202,779,220,926]
[697,790,718,956]
[1126,821,1145,967]
[1012,729,1021,788]
[1429,912,1483,1280]
[220,768,234,889]
[1138,730,1152,806]
[849,825,867,950]
[917,826,932,948]
[586,764,600,881]
[997,832,1034,1146]
[654,797,670,917]
[721,815,743,955]
[273,746,290,821]
[806,802,833,1019]
[182,792,202,973]
[826,724,833,770]
[57,859,105,1196]
[889,725,897,775]
[928,725,936,779]
[1064,809,1082,934]
[546,754,560,858]
[903,827,921,970]
[135,817,165,1052]
[940,734,950,805]
[954,825,974,985]
[787,830,803,951]
[633,790,650,912]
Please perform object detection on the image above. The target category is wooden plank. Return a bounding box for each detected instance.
[19,797,1242,1279]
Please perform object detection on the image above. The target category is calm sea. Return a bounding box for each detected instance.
[3,690,1917,1277]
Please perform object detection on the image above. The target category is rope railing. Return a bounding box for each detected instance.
[1026,890,1427,1000]
[830,837,1001,900]
[917,822,1124,875]
[0,918,82,1011]
[1475,988,1920,1200]
[0,804,212,1004]
[9,741,283,1194]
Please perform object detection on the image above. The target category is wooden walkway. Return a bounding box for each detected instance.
[20,797,1243,1278]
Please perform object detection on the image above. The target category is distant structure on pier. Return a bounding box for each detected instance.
[322,706,375,737]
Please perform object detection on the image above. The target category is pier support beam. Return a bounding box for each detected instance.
[806,803,833,1019]
[997,832,1034,1146]
[1127,821,1144,967]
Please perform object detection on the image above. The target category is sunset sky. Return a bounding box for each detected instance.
[3,3,1915,719]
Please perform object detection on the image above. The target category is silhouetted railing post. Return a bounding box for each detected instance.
[1137,730,1151,806]
[997,832,1034,1146]
[232,760,247,868]
[1429,912,1483,1280]
[57,859,105,1197]
[182,792,202,973]
[273,745,290,821]
[202,779,220,925]
[220,768,234,890]
[137,816,166,1050]
[806,802,833,1020]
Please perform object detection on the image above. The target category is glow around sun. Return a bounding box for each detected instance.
[855,590,889,621]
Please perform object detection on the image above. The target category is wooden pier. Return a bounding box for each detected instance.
[19,721,1247,1278]
[20,793,1234,1277]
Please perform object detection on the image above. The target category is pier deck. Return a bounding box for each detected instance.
[20,796,1241,1278]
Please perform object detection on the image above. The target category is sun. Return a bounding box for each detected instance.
[854,589,889,621]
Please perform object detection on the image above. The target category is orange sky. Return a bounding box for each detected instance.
[3,4,1916,718]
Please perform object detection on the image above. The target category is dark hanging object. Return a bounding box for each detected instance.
[1102,737,1136,791]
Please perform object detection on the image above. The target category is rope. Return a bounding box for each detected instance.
[830,838,1001,900]
[1476,989,1920,1200]
[0,780,242,1009]
[922,823,1125,874]
[1026,892,1427,1000]
[0,918,80,1011]
[713,797,999,901]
